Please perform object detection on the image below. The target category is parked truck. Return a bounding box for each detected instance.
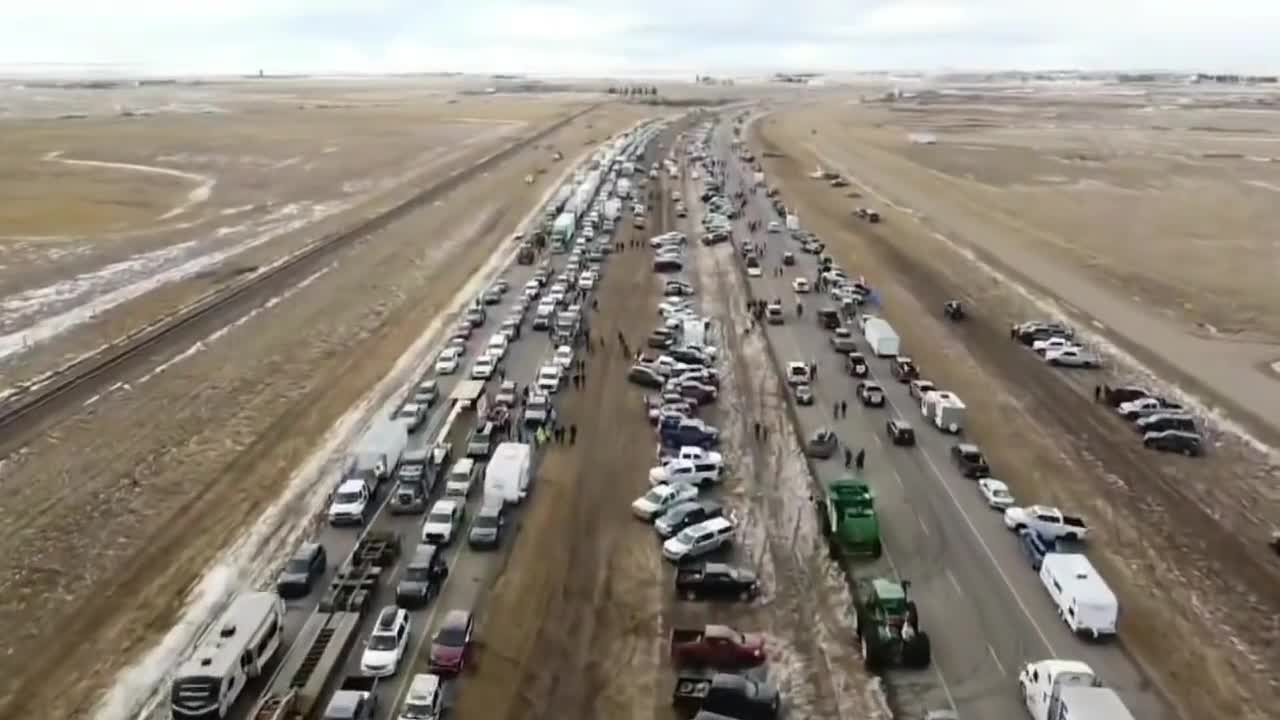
[1003,505,1090,542]
[1018,659,1136,720]
[817,474,881,557]
[863,318,900,357]
[670,625,766,670]
[672,672,780,719]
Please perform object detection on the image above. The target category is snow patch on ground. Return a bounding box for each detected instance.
[40,151,216,223]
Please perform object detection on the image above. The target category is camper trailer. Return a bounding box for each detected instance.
[920,390,966,434]
[1039,553,1118,638]
[170,592,286,719]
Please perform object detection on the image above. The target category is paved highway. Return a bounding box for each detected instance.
[705,118,1173,720]
[198,126,674,720]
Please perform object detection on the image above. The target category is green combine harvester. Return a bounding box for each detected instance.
[817,474,882,558]
[854,577,932,671]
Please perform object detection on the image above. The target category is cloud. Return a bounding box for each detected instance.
[2,0,1279,76]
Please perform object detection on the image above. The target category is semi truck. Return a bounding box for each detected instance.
[550,212,576,253]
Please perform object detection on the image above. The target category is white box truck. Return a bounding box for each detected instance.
[484,442,532,505]
[1038,553,1118,638]
[752,171,765,186]
[1018,659,1135,720]
[617,178,633,199]
[863,318,900,357]
[785,213,800,232]
[920,390,966,433]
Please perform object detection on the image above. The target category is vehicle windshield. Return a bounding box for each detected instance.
[401,701,435,719]
[285,557,311,574]
[397,407,417,417]
[436,625,468,646]
[404,566,432,582]
[427,510,453,525]
[674,527,699,544]
[643,489,668,504]
[335,490,363,504]
[368,632,397,651]
[474,514,500,529]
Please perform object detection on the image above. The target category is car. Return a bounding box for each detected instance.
[782,252,795,266]
[951,443,991,478]
[554,344,574,369]
[464,305,486,328]
[412,380,439,407]
[428,610,474,675]
[398,674,445,720]
[535,363,562,393]
[1046,347,1102,368]
[792,278,811,293]
[360,607,411,678]
[805,429,839,459]
[1143,429,1203,456]
[660,417,721,449]
[632,482,700,521]
[481,288,502,305]
[470,354,496,380]
[495,380,518,408]
[785,361,811,386]
[628,364,666,389]
[765,302,784,325]
[670,378,718,406]
[793,384,814,405]
[328,479,371,526]
[276,542,327,599]
[829,327,857,352]
[655,500,725,539]
[421,499,464,545]
[662,516,736,563]
[468,500,506,548]
[886,418,915,446]
[891,356,919,382]
[674,562,760,601]
[845,352,868,377]
[486,334,508,361]
[649,457,724,488]
[768,221,782,233]
[1032,336,1078,355]
[394,402,427,432]
[907,379,936,401]
[435,347,462,375]
[396,543,448,608]
[1017,528,1056,571]
[978,478,1016,509]
[857,381,885,407]
[746,261,763,278]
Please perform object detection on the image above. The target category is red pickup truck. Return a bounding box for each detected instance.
[670,624,766,669]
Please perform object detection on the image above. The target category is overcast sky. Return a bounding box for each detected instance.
[2,0,1278,76]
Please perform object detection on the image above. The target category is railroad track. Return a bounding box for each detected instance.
[0,103,602,453]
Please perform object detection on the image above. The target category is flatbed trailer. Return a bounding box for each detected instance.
[250,610,363,720]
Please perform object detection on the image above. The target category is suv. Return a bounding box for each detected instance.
[951,443,990,478]
[655,500,724,539]
[662,517,736,563]
[276,542,327,599]
[396,544,448,608]
[328,479,371,526]
[886,418,916,446]
[398,674,444,720]
[360,607,411,678]
[468,501,505,549]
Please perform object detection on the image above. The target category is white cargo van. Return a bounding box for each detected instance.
[484,442,532,505]
[863,318,900,357]
[1039,553,1118,638]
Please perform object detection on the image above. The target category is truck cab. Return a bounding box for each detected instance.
[1018,659,1135,720]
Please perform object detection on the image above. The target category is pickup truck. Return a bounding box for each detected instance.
[675,562,760,601]
[1003,505,1090,542]
[673,672,781,719]
[323,676,378,720]
[670,625,766,670]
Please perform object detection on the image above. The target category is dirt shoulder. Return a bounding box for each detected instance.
[0,105,648,720]
[753,114,1279,720]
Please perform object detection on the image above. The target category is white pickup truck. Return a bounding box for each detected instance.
[648,456,725,488]
[1003,504,1090,542]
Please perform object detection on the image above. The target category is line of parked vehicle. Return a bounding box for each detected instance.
[726,121,1139,720]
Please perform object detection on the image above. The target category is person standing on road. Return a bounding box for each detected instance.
[1094,385,1102,402]
[855,448,865,470]
[833,402,840,419]
[840,400,848,418]
[753,421,761,441]
[570,424,578,444]
[844,448,853,468]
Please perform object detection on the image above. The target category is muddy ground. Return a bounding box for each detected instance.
[753,106,1280,720]
[455,137,886,720]
[0,103,649,720]
[0,84,600,385]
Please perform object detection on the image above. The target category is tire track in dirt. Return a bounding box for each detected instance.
[754,121,1279,720]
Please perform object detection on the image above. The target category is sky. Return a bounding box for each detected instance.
[2,0,1279,77]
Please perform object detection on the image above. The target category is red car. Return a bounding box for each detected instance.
[429,609,473,674]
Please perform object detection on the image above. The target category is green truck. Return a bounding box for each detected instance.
[817,474,882,558]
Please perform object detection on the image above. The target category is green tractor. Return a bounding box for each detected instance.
[817,474,882,558]
[853,577,932,672]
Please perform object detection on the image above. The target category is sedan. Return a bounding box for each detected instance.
[792,278,811,293]
[435,347,462,375]
[793,384,814,406]
[978,478,1016,509]
[470,354,496,380]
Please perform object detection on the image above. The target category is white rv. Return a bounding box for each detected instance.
[484,442,532,505]
[1018,659,1136,720]
[920,390,966,433]
[170,592,286,719]
[1039,553,1118,638]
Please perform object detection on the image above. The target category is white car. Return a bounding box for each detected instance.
[768,221,782,233]
[631,482,699,521]
[487,334,508,361]
[554,345,574,369]
[648,457,724,487]
[537,364,562,393]
[578,272,597,290]
[746,264,763,278]
[328,479,371,526]
[471,354,496,380]
[1045,347,1101,368]
[792,278,811,294]
[435,347,462,375]
[422,499,464,544]
[662,517,735,563]
[360,607,410,677]
[977,478,1016,509]
[785,361,811,386]
[1032,336,1079,355]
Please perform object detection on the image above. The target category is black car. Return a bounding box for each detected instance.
[845,352,868,377]
[1135,413,1197,435]
[276,542,327,599]
[674,562,760,601]
[951,443,990,478]
[628,364,666,389]
[395,543,449,608]
[655,500,725,538]
[669,346,713,366]
[1143,429,1203,457]
[674,673,780,719]
[782,252,795,266]
[886,419,915,446]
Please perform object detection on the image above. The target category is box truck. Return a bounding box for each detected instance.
[863,318,900,357]
[1018,659,1135,720]
[484,442,532,505]
[785,213,800,232]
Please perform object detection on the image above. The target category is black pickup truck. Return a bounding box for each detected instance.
[675,563,760,602]
[672,672,780,719]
